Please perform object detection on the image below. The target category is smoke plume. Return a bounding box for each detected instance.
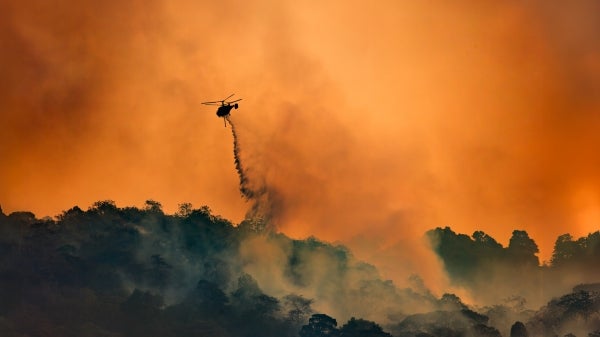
[2,0,600,302]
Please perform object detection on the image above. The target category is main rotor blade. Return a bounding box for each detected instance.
[223,94,235,101]
[227,98,242,103]
[202,101,221,105]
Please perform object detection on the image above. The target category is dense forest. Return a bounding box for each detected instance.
[428,227,600,307]
[1,201,599,337]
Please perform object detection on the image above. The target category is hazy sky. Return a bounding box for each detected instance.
[2,0,599,285]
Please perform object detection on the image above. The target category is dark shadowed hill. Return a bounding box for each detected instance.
[1,202,600,337]
[0,201,412,337]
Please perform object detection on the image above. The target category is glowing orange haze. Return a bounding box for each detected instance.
[1,1,599,286]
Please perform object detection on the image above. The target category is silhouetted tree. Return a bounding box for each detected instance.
[300,314,340,337]
[587,231,600,255]
[89,200,118,215]
[551,232,600,268]
[144,199,163,213]
[177,202,193,217]
[439,293,467,311]
[339,317,391,337]
[229,274,283,336]
[507,230,539,266]
[7,211,36,225]
[426,227,477,280]
[510,321,528,337]
[556,291,595,320]
[473,231,503,251]
[551,234,581,266]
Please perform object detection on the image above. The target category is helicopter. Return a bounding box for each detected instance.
[202,94,242,127]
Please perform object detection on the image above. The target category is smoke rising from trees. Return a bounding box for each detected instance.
[2,1,600,335]
[3,1,599,273]
[428,226,600,313]
[1,203,600,336]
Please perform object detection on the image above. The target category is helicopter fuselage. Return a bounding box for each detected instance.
[216,103,238,117]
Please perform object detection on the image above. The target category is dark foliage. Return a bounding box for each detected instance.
[392,309,501,337]
[426,227,548,306]
[0,202,307,337]
[339,317,392,337]
[510,321,528,337]
[429,227,600,289]
[300,314,340,337]
[426,227,540,286]
[527,288,600,336]
[551,232,600,268]
[2,203,600,337]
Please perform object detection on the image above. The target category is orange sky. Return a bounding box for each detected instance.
[2,0,600,283]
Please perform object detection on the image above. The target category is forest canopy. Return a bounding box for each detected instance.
[1,202,599,337]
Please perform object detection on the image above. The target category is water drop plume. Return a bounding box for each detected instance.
[225,115,279,227]
[225,115,255,200]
